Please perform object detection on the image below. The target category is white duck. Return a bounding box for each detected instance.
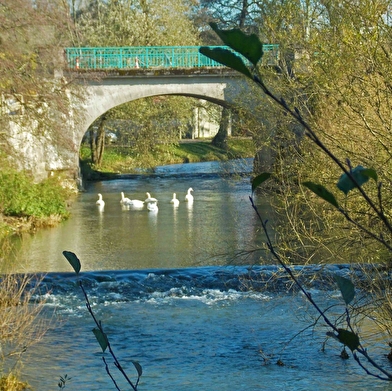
[170,193,180,207]
[96,193,105,207]
[145,192,158,203]
[185,188,194,203]
[146,201,158,212]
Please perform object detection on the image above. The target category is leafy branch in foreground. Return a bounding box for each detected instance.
[201,24,392,381]
[250,184,392,381]
[62,251,142,391]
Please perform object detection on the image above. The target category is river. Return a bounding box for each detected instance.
[10,159,392,390]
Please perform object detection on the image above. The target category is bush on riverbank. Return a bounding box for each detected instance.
[0,167,73,238]
[0,272,47,391]
[80,138,255,177]
[0,374,31,391]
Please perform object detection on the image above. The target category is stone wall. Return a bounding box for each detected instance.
[6,120,80,188]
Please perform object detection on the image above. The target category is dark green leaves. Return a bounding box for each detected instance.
[337,329,360,352]
[199,47,252,78]
[252,172,272,193]
[209,22,264,66]
[326,277,359,351]
[337,165,378,195]
[62,250,81,274]
[302,182,339,208]
[93,327,109,352]
[199,22,264,79]
[131,360,143,378]
[327,329,360,352]
[334,275,355,305]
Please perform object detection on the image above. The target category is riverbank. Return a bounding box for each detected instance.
[80,138,256,180]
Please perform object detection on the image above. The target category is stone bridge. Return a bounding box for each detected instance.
[10,69,258,185]
[77,69,251,143]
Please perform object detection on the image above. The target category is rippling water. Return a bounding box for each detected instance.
[22,266,392,391]
[11,159,392,390]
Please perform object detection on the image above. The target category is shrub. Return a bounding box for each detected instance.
[0,170,70,220]
[0,374,31,391]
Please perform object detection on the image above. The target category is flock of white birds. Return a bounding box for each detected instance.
[95,187,194,212]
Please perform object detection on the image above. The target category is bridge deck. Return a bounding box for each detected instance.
[65,45,279,71]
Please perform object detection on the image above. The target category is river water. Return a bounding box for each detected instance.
[10,159,392,390]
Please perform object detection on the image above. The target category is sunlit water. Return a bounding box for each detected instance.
[9,159,392,390]
[12,158,264,273]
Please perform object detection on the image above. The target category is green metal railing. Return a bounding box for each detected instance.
[64,45,279,70]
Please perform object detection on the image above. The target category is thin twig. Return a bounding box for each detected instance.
[79,281,139,391]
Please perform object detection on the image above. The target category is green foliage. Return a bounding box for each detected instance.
[75,0,200,47]
[336,329,360,352]
[0,374,31,391]
[251,172,272,194]
[200,22,264,77]
[131,361,143,378]
[200,46,253,78]
[62,251,81,274]
[334,275,355,306]
[209,22,264,66]
[337,166,378,195]
[93,327,109,352]
[80,139,255,175]
[302,182,339,209]
[0,170,69,219]
[216,21,392,380]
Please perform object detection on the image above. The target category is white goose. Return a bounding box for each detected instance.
[185,187,194,203]
[129,199,144,208]
[121,192,144,208]
[170,193,180,207]
[145,192,158,203]
[96,193,105,207]
[147,201,158,212]
[120,192,132,205]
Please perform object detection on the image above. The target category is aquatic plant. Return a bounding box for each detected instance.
[200,24,392,381]
[62,251,142,391]
[57,374,71,390]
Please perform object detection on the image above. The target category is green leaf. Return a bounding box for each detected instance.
[252,172,272,193]
[199,47,252,78]
[209,22,264,66]
[302,182,339,208]
[131,360,143,377]
[62,251,81,275]
[337,328,360,352]
[361,168,378,182]
[93,327,108,352]
[337,165,377,195]
[334,275,355,305]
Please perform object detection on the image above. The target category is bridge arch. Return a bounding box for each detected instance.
[76,73,249,147]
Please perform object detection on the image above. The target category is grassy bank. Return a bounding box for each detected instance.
[81,138,256,179]
[0,170,75,239]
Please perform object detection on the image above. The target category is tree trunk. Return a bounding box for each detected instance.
[90,115,106,167]
[211,107,231,150]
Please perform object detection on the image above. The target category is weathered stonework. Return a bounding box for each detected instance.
[8,71,257,186]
